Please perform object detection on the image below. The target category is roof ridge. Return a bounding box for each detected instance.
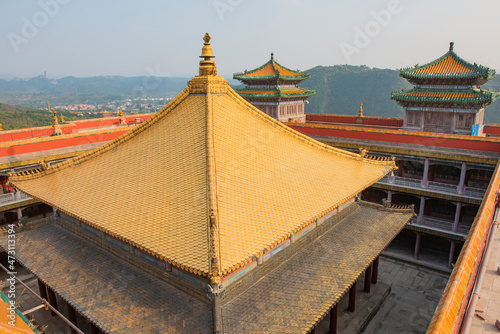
[206,89,222,285]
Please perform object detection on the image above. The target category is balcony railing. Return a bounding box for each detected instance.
[464,186,486,198]
[427,181,458,193]
[410,216,471,235]
[0,192,29,205]
[377,175,485,199]
[393,176,422,188]
[0,194,14,204]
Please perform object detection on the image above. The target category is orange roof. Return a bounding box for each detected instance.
[237,90,277,95]
[237,89,306,95]
[243,63,276,77]
[235,54,309,80]
[408,92,476,98]
[415,55,474,74]
[275,63,301,76]
[241,63,302,77]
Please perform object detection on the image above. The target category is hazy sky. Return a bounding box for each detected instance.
[2,0,500,79]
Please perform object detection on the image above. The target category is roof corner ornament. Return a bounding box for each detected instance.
[359,148,368,159]
[449,41,454,52]
[199,32,217,76]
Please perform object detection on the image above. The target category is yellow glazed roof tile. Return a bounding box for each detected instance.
[9,34,396,280]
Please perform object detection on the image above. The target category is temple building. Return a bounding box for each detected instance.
[2,39,499,333]
[392,42,500,135]
[233,53,315,123]
[0,34,413,333]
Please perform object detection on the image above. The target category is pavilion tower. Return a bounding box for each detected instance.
[233,53,315,123]
[392,42,500,135]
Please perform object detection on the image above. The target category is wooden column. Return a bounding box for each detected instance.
[89,323,100,334]
[371,257,379,284]
[47,287,58,316]
[458,162,467,194]
[421,158,429,188]
[414,232,421,260]
[37,280,48,300]
[448,240,456,269]
[329,304,338,334]
[417,196,425,224]
[348,281,356,312]
[453,202,462,232]
[364,264,372,293]
[67,302,78,333]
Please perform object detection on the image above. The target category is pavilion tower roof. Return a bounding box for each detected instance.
[9,34,395,284]
[399,42,496,85]
[233,53,312,85]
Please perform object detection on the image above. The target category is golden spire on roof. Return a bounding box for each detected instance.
[358,102,363,117]
[53,109,58,125]
[60,114,65,123]
[199,33,217,76]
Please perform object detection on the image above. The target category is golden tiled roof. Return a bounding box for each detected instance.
[415,55,474,74]
[9,35,396,281]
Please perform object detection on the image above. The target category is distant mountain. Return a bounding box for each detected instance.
[302,65,500,124]
[0,75,192,95]
[0,75,192,108]
[2,70,500,124]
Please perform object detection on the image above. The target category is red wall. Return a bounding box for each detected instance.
[0,131,128,158]
[290,124,500,154]
[0,115,153,143]
[305,114,404,127]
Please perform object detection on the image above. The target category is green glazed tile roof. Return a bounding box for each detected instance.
[391,87,500,106]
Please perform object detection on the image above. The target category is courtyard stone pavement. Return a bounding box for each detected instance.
[362,255,450,334]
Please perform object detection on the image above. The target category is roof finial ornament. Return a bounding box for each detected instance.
[271,52,274,60]
[358,102,363,117]
[199,32,217,76]
[53,109,58,125]
[449,42,454,52]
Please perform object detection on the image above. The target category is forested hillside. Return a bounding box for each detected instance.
[0,103,92,130]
